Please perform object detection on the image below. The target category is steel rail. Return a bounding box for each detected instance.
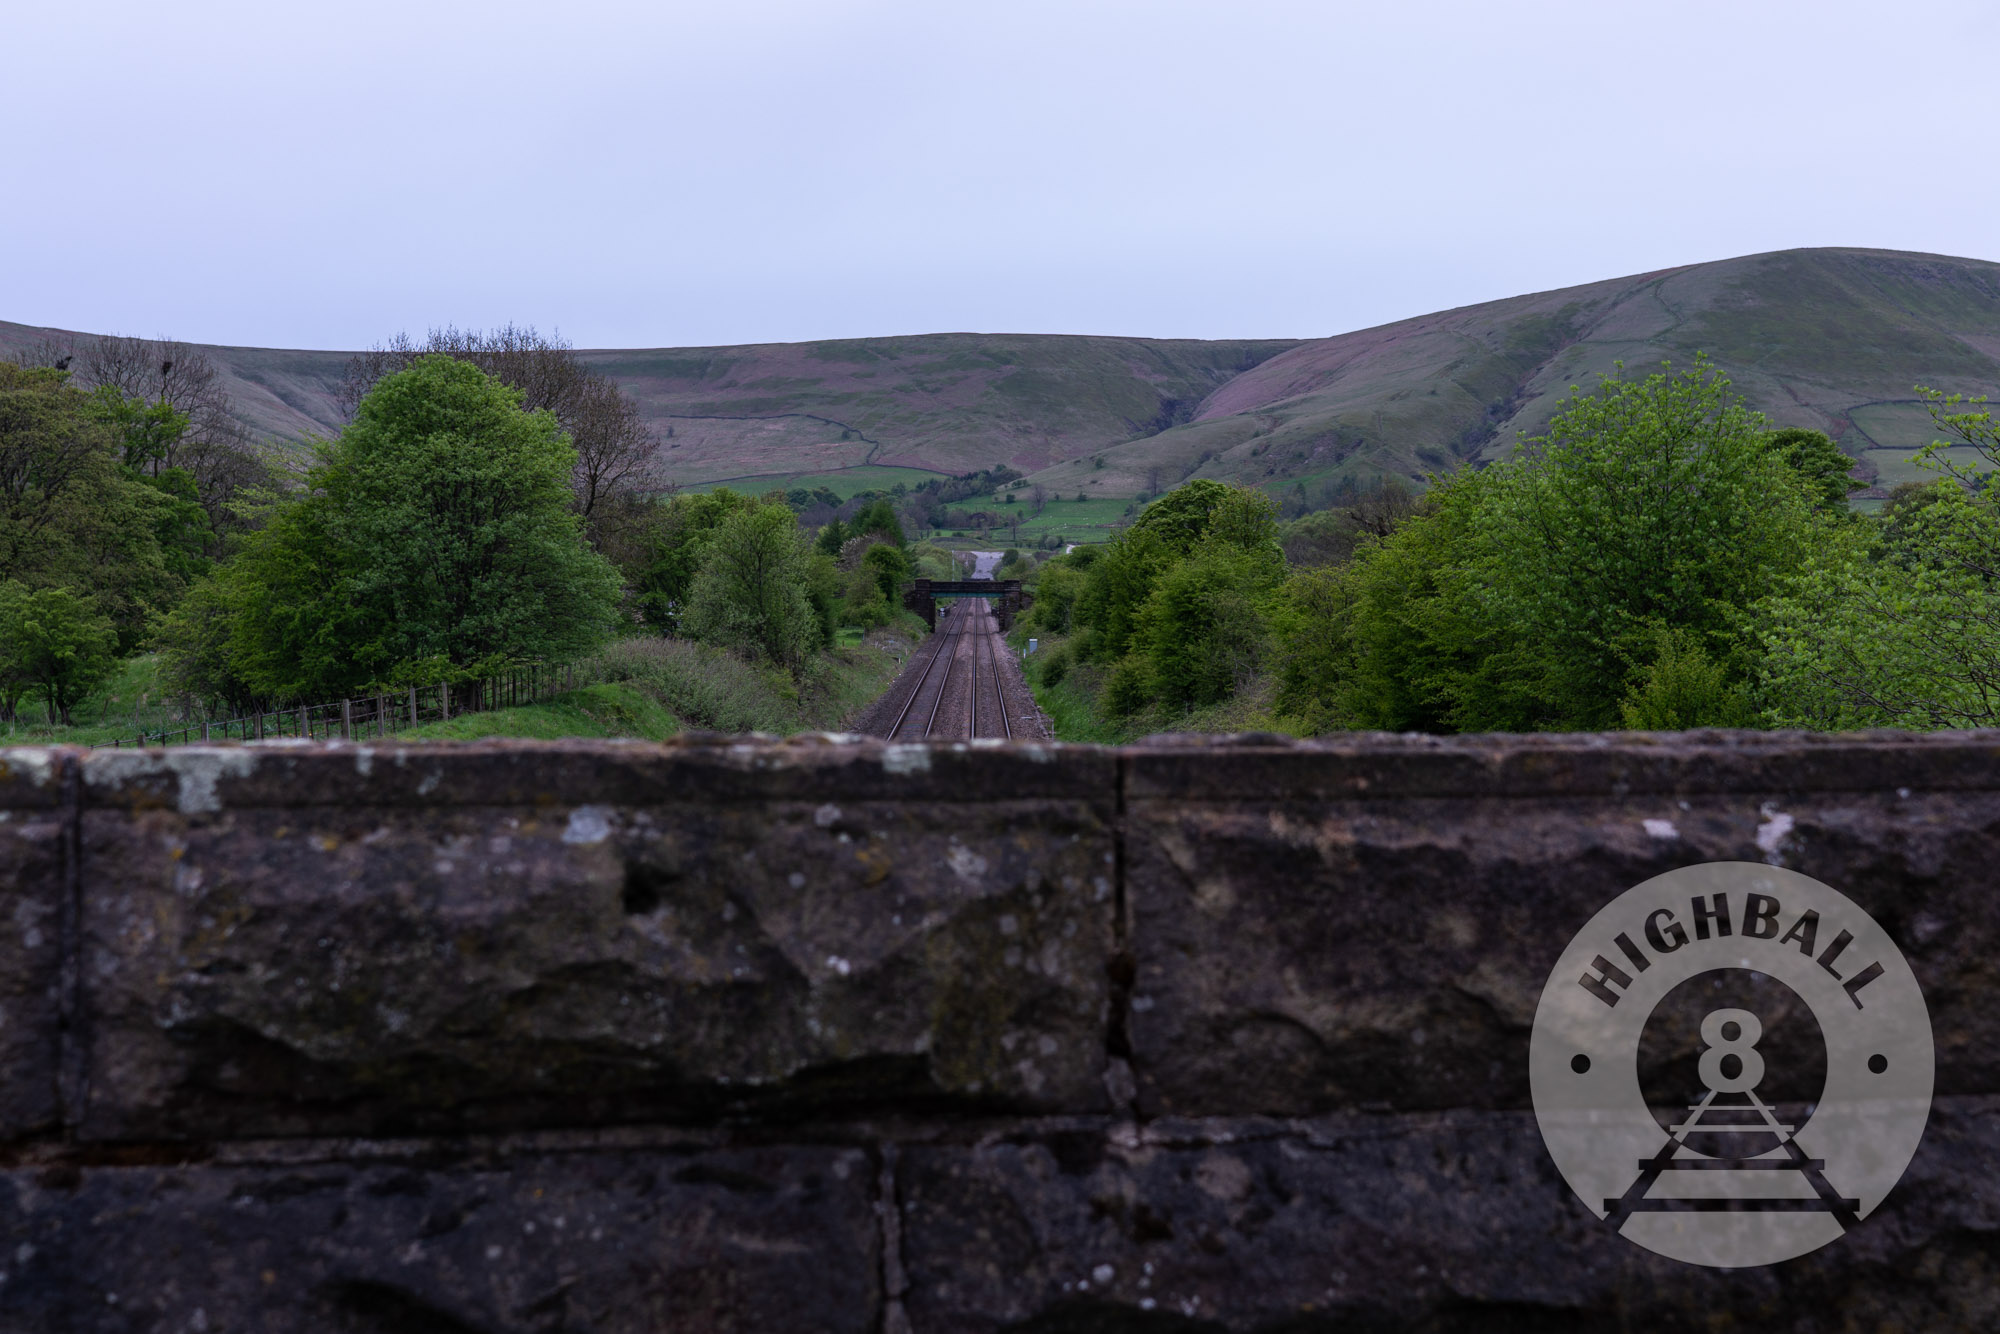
[983,609,1013,740]
[888,600,957,738]
[921,607,962,737]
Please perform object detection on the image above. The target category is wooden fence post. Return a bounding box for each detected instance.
[341,699,352,740]
[442,681,450,721]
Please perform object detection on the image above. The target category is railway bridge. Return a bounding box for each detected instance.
[903,576,1027,631]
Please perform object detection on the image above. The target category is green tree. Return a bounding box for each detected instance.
[1275,359,1822,733]
[1131,542,1280,711]
[849,498,905,547]
[0,583,117,724]
[861,543,912,602]
[602,488,757,634]
[183,356,621,699]
[1764,427,1861,511]
[1075,481,1278,663]
[1272,467,1506,732]
[1465,357,1819,728]
[683,503,824,670]
[0,362,190,652]
[1759,394,2000,728]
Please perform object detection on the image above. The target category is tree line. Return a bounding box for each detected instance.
[0,328,951,728]
[1020,356,2000,734]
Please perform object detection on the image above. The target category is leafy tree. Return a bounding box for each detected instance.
[1074,481,1278,663]
[1130,542,1280,711]
[683,503,824,671]
[849,498,905,547]
[21,335,274,555]
[814,518,848,557]
[1464,357,1820,728]
[1764,427,1861,511]
[1021,559,1087,635]
[1275,359,1822,733]
[861,543,911,602]
[182,356,621,699]
[340,325,655,527]
[1620,627,1755,729]
[601,488,757,634]
[1759,393,2000,728]
[1272,467,1504,731]
[0,583,117,724]
[0,362,193,651]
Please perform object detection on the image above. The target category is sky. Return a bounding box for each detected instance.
[7,0,2000,351]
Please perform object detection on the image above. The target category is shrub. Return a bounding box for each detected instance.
[588,636,797,733]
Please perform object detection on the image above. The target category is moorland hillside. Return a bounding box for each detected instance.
[5,246,1996,499]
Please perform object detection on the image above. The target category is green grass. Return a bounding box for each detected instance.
[6,620,924,748]
[1861,447,1987,489]
[918,493,1133,547]
[683,465,948,499]
[401,682,679,741]
[1,654,195,746]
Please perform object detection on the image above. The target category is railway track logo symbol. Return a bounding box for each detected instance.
[1530,862,1933,1267]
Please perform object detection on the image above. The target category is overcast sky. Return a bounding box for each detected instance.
[8,0,1998,351]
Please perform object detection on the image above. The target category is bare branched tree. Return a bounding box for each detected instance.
[15,334,274,549]
[340,324,659,524]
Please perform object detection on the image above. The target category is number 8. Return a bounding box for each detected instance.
[1698,1008,1766,1094]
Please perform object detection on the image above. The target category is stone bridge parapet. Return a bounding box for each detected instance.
[0,732,1997,1330]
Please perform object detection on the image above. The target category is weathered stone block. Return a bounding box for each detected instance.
[0,1143,878,1333]
[0,750,70,1139]
[1123,733,2000,1117]
[76,739,1117,1139]
[896,1098,2000,1333]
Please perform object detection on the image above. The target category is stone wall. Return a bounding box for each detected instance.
[0,732,1997,1331]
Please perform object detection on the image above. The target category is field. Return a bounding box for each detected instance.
[682,465,948,499]
[920,491,1133,547]
[1861,446,1989,489]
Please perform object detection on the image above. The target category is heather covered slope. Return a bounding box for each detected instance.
[0,322,352,445]
[1029,248,2000,499]
[583,333,1298,482]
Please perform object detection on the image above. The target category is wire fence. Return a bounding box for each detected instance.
[91,661,591,750]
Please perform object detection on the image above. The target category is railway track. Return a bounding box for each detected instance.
[885,599,1015,741]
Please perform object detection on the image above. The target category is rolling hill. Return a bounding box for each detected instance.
[1038,247,2000,502]
[4,247,1997,501]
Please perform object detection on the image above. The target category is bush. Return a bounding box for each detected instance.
[1037,645,1070,688]
[1103,656,1153,718]
[588,636,798,733]
[1135,544,1277,711]
[1620,628,1755,729]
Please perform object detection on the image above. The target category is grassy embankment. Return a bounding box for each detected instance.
[6,624,927,748]
[1010,626,1300,744]
[406,627,924,740]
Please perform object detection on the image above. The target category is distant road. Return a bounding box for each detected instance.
[965,550,1003,580]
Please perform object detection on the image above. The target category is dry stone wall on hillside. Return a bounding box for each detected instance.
[0,733,1996,1331]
